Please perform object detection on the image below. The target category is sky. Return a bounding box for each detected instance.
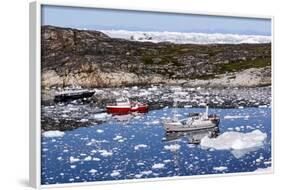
[41,5,271,35]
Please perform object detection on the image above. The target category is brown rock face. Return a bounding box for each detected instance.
[41,25,271,88]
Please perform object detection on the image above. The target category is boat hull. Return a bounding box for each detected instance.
[163,119,219,132]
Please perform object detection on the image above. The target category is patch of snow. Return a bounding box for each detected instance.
[200,130,267,151]
[42,131,65,138]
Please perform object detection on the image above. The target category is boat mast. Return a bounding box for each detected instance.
[173,99,179,121]
[204,104,209,119]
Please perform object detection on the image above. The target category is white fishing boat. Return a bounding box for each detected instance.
[163,105,220,132]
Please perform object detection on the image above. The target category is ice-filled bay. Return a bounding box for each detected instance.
[41,107,271,184]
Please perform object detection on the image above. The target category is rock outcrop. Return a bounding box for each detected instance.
[41,25,271,88]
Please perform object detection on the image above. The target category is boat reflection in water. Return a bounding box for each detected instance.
[162,127,220,144]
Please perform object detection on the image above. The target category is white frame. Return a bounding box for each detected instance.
[29,0,274,189]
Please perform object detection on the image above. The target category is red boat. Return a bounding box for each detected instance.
[106,98,148,115]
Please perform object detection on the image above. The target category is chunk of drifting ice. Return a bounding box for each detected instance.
[135,170,153,178]
[89,169,98,174]
[93,113,111,121]
[98,150,113,157]
[152,163,165,169]
[213,166,228,171]
[141,170,153,175]
[69,156,80,163]
[42,131,65,138]
[200,130,267,151]
[163,159,172,163]
[113,135,123,141]
[134,144,148,150]
[224,115,249,119]
[164,144,181,152]
[110,170,120,177]
[84,156,92,161]
[80,118,88,122]
[96,129,104,133]
[92,157,101,161]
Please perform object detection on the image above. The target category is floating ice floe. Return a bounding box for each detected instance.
[224,115,249,119]
[152,163,165,169]
[80,118,88,122]
[113,135,123,141]
[69,156,80,163]
[213,166,228,172]
[92,157,101,161]
[93,113,111,121]
[135,170,153,178]
[84,156,92,161]
[98,150,113,157]
[200,130,267,151]
[42,130,65,138]
[89,169,98,174]
[134,144,148,150]
[164,144,181,152]
[110,170,121,177]
[96,129,104,133]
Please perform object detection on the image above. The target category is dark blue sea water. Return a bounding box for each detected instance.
[41,107,271,185]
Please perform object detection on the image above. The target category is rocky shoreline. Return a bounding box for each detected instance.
[41,85,271,131]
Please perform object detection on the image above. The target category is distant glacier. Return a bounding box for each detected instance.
[100,30,271,44]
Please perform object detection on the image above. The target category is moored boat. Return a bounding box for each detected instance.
[163,105,220,132]
[106,97,148,115]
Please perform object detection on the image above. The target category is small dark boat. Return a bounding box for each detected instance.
[54,89,95,103]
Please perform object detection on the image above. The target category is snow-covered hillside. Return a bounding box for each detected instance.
[101,30,271,44]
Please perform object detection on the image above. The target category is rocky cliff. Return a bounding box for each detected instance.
[41,26,271,88]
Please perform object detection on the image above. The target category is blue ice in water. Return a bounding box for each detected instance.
[41,107,271,185]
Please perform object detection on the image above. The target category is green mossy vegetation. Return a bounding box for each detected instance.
[217,57,271,74]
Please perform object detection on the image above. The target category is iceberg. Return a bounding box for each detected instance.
[200,130,267,151]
